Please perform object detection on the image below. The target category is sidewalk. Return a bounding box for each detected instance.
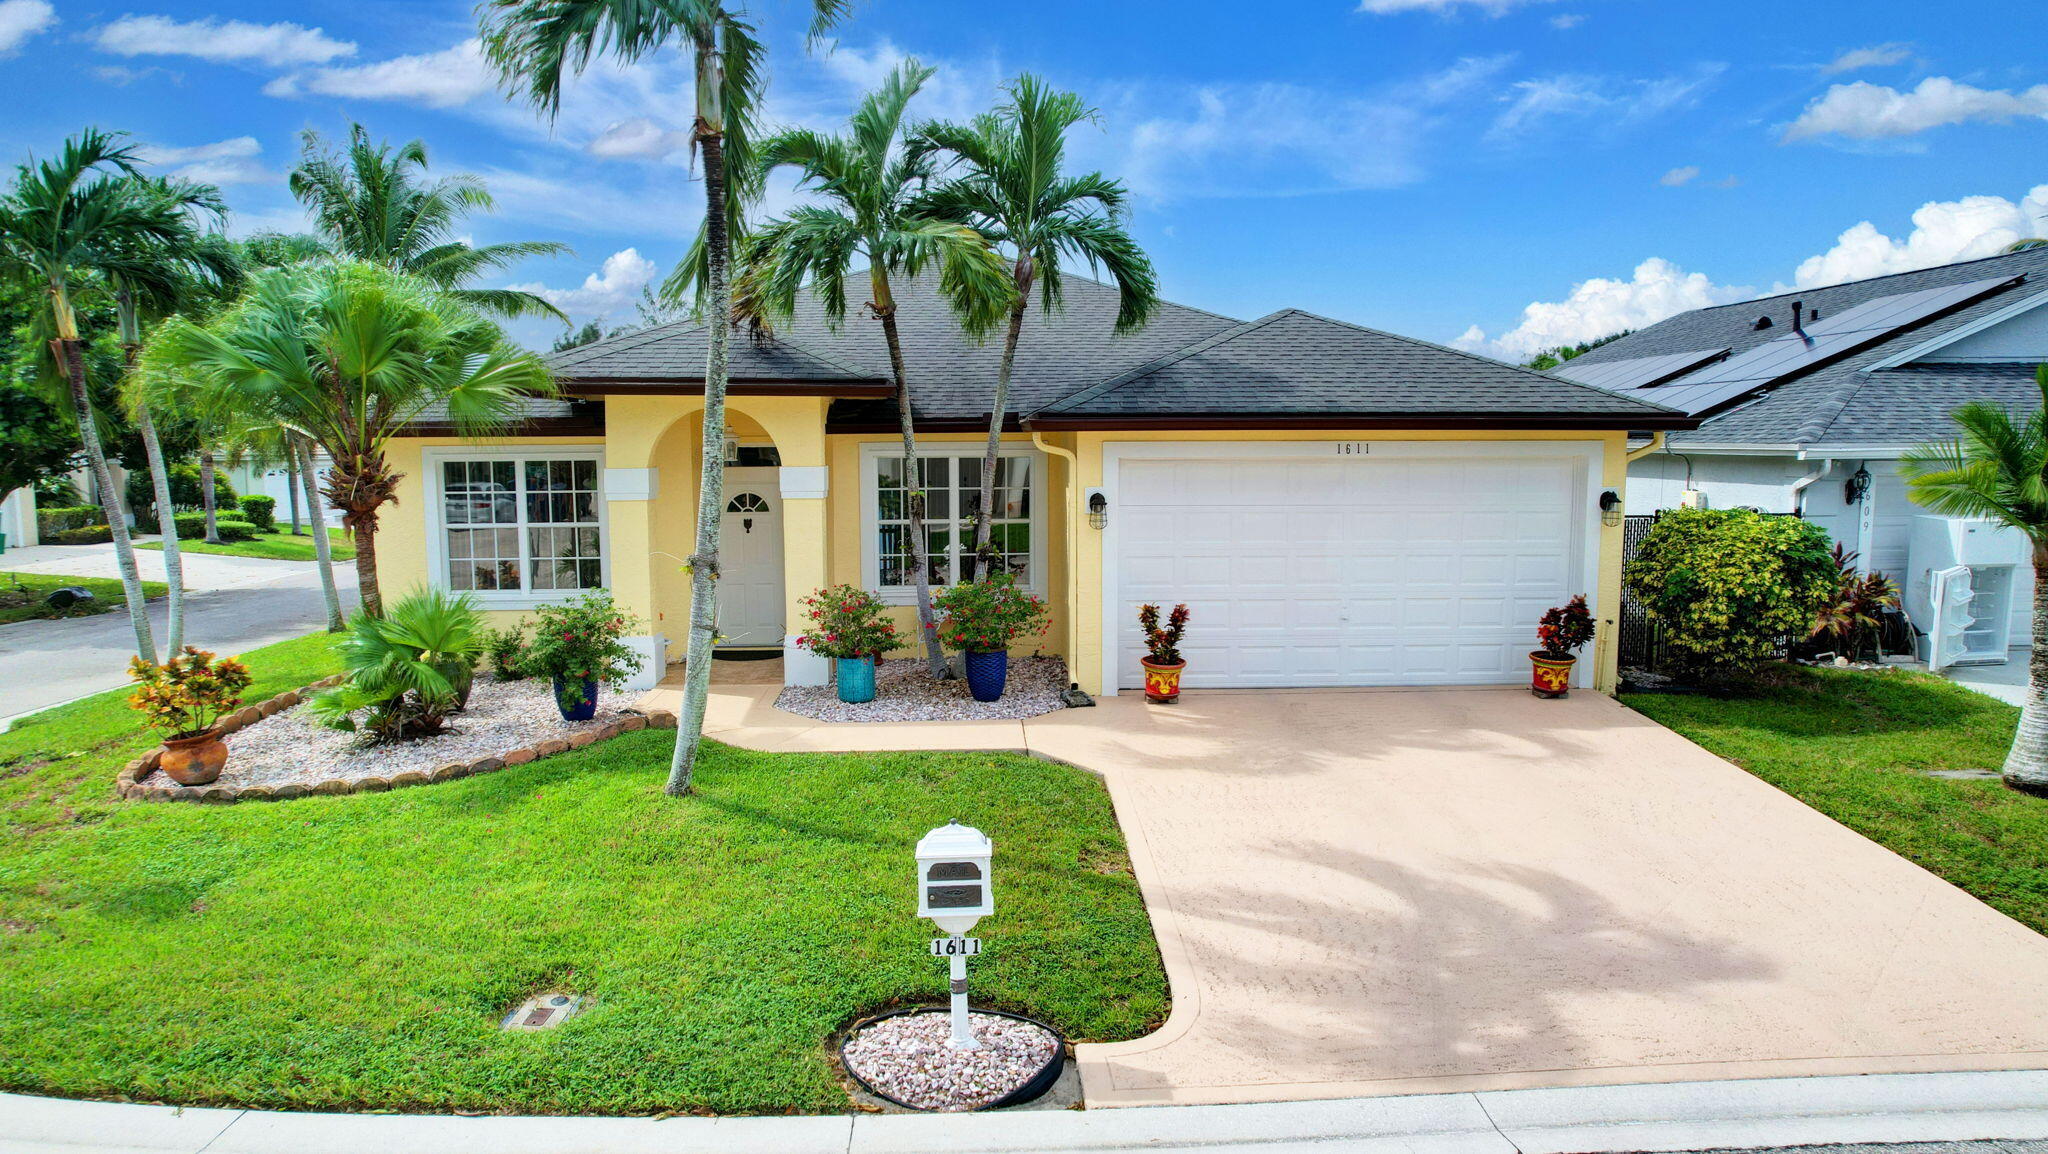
[7,1069,2048,1154]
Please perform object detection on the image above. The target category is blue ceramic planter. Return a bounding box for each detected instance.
[553,677,599,721]
[962,650,1008,703]
[836,655,878,703]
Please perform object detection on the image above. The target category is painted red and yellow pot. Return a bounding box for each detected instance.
[1529,652,1575,698]
[1141,659,1186,704]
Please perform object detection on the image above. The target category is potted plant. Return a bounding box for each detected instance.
[795,584,903,704]
[933,573,1048,703]
[522,590,645,721]
[128,647,254,785]
[1531,595,1595,698]
[308,588,487,742]
[1137,603,1191,704]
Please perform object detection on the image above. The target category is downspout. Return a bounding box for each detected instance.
[1624,431,1667,465]
[1790,458,1834,517]
[1031,429,1082,682]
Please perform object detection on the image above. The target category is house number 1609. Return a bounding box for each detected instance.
[1334,442,1371,455]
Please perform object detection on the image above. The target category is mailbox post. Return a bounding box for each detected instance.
[916,821,993,1050]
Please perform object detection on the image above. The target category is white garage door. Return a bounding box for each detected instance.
[1112,446,1590,690]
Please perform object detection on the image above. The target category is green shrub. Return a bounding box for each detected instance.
[36,506,102,536]
[171,513,260,542]
[309,588,486,743]
[1624,507,1837,679]
[237,494,277,531]
[482,624,529,680]
[125,465,237,529]
[46,524,112,545]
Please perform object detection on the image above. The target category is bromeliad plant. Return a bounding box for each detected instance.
[794,585,903,659]
[1810,544,1901,662]
[521,590,644,715]
[309,588,487,744]
[933,573,1048,654]
[129,647,254,740]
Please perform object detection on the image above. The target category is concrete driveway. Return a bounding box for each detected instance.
[1015,688,2048,1108]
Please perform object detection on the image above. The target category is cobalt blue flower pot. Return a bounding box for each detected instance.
[836,655,878,703]
[553,677,599,722]
[962,650,1008,703]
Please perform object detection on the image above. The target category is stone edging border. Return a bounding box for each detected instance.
[115,675,679,804]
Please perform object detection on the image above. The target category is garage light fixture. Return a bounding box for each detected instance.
[1844,466,1871,505]
[1599,489,1623,527]
[1087,490,1109,530]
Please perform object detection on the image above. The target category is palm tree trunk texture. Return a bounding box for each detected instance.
[2006,546,2048,795]
[875,282,949,678]
[298,436,344,632]
[666,125,733,797]
[971,295,1030,577]
[285,440,305,536]
[198,446,222,544]
[53,338,155,662]
[136,405,186,654]
[349,516,382,618]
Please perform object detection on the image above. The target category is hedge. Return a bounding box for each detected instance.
[46,524,113,545]
[171,513,260,542]
[237,495,277,532]
[36,506,103,536]
[126,466,238,532]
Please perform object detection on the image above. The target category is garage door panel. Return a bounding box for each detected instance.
[1116,451,1585,690]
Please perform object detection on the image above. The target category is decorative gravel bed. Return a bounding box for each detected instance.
[135,676,634,795]
[777,657,1068,723]
[841,1010,1062,1112]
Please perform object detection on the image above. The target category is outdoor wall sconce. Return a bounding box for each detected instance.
[1844,466,1871,505]
[721,433,741,466]
[1599,489,1623,527]
[1087,489,1109,530]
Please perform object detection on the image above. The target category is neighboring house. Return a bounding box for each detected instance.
[1555,247,2048,665]
[226,449,337,529]
[378,273,1694,695]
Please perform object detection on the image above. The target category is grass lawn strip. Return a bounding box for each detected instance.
[0,630,1166,1115]
[0,571,169,625]
[137,527,355,562]
[1625,666,2048,936]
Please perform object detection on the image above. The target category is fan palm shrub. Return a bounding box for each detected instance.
[1902,364,2048,794]
[309,587,486,743]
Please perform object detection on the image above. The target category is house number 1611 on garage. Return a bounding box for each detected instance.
[1334,442,1371,455]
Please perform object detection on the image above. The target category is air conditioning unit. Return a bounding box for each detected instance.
[1678,489,1708,509]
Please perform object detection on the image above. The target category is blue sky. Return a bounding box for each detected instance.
[1,0,2045,359]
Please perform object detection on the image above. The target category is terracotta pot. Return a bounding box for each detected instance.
[1530,651,1576,698]
[159,728,228,785]
[1141,658,1186,704]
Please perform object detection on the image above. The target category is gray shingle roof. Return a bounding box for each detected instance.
[1031,309,1693,425]
[546,319,884,384]
[1556,246,2048,448]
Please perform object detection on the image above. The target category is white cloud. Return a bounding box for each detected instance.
[1548,13,1584,29]
[1459,258,1753,361]
[1486,64,1723,144]
[265,39,495,108]
[137,136,275,185]
[506,248,657,323]
[92,15,354,66]
[1820,43,1912,75]
[93,64,180,86]
[1784,77,2048,142]
[0,0,54,53]
[586,118,692,160]
[1792,185,2048,287]
[1660,165,1700,186]
[222,201,315,240]
[1357,0,1553,13]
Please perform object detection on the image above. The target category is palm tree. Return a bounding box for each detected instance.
[746,61,1013,677]
[920,76,1158,575]
[290,123,572,322]
[148,261,553,617]
[220,420,344,630]
[480,0,849,797]
[0,130,227,661]
[1902,363,2048,795]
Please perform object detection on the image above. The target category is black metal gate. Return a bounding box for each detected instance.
[1618,514,1662,670]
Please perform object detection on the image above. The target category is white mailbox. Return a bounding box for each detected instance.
[916,821,992,936]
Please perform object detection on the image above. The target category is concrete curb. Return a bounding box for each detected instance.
[6,1069,2048,1154]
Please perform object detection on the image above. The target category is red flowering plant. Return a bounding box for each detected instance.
[794,584,902,659]
[1536,595,1595,659]
[1137,603,1190,666]
[128,647,254,740]
[933,573,1048,654]
[520,590,644,712]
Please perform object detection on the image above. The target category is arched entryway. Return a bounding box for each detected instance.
[646,408,789,656]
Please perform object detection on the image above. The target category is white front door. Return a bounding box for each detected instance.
[717,468,785,648]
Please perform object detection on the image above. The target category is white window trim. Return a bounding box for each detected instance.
[858,442,1047,604]
[423,445,611,609]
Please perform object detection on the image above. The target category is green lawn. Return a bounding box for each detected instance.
[138,527,354,562]
[1626,666,2048,935]
[0,631,1165,1116]
[0,572,169,625]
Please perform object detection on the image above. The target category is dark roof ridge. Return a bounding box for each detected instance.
[1681,249,2041,316]
[1035,309,1298,414]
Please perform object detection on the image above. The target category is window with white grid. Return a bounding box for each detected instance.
[865,447,1040,596]
[433,451,606,601]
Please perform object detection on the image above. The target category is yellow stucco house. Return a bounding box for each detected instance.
[379,276,1696,698]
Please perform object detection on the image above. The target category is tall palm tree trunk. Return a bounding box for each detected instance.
[299,436,344,631]
[971,282,1031,577]
[348,516,382,618]
[136,406,186,653]
[2007,546,2048,795]
[285,440,305,536]
[667,123,733,797]
[873,275,948,677]
[198,445,222,544]
[52,337,155,662]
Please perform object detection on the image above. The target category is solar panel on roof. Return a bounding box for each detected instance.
[1647,274,2023,415]
[1553,348,1729,392]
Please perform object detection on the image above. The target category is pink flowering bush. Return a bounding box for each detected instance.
[933,573,1047,654]
[522,590,644,711]
[795,585,902,659]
